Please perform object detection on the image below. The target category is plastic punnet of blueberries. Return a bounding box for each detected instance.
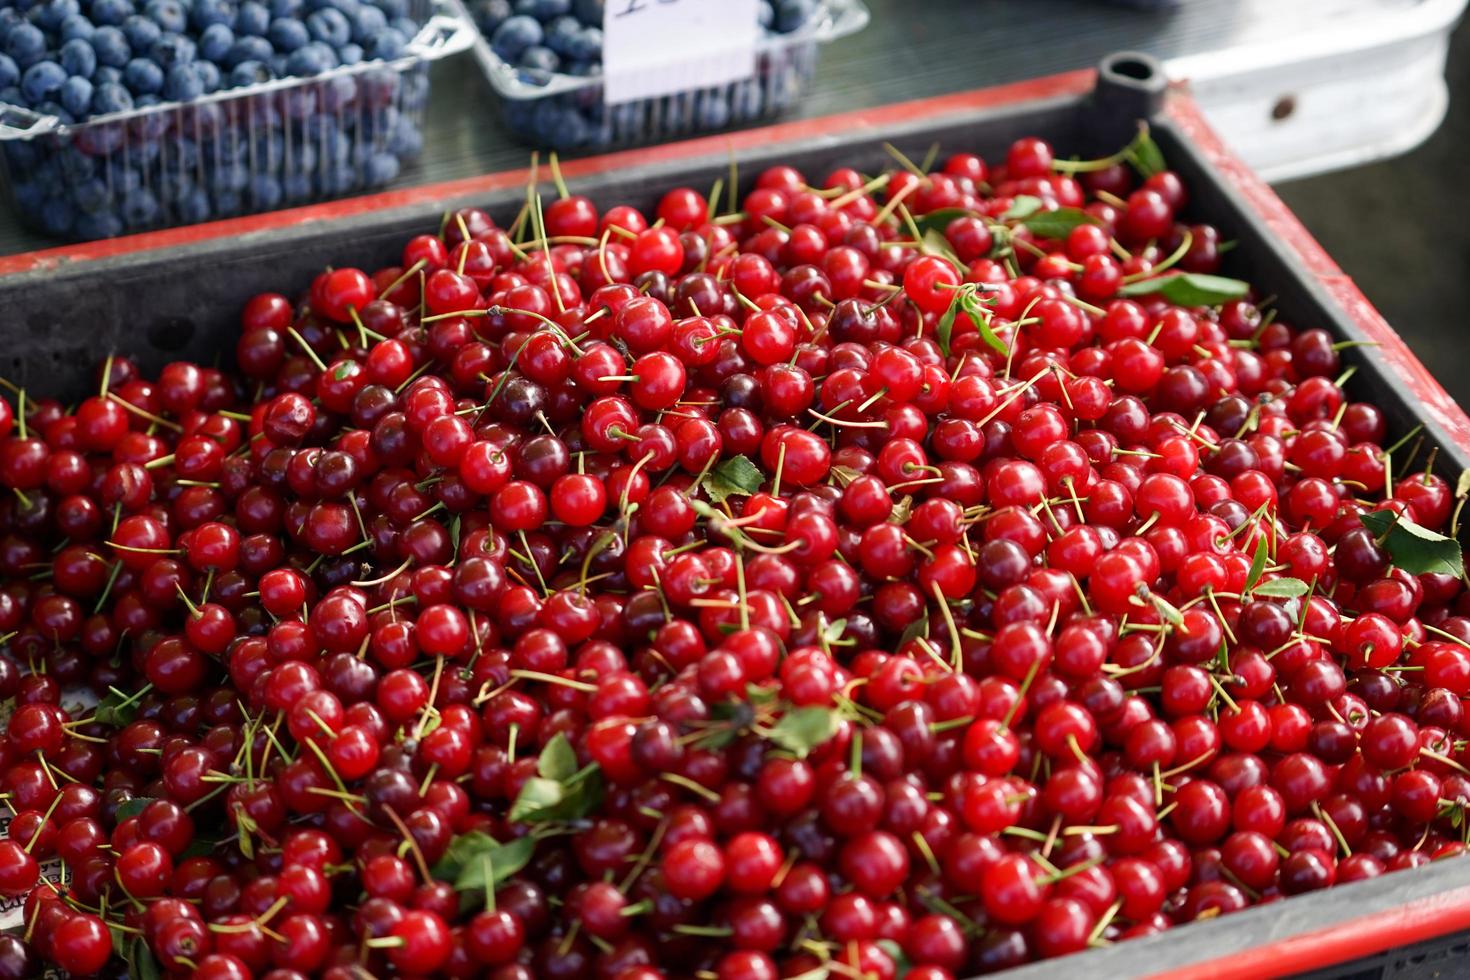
[469,0,833,151]
[0,0,437,240]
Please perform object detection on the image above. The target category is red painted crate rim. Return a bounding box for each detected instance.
[1143,881,1470,980]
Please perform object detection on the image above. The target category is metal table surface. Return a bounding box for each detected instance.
[0,0,1462,256]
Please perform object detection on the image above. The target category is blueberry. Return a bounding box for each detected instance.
[162,60,203,99]
[197,22,233,60]
[532,99,586,147]
[515,0,570,19]
[94,64,121,83]
[91,27,131,68]
[21,61,67,106]
[305,8,350,46]
[732,77,762,117]
[388,14,416,36]
[90,0,135,25]
[347,4,385,42]
[121,14,162,50]
[212,189,242,215]
[472,0,512,33]
[56,38,95,80]
[364,151,399,184]
[322,165,361,195]
[190,0,236,30]
[210,162,247,193]
[225,35,273,67]
[36,100,78,126]
[123,57,164,94]
[143,0,188,33]
[565,57,598,76]
[40,197,77,236]
[571,0,601,25]
[226,58,271,86]
[388,114,420,155]
[267,51,287,73]
[365,26,405,59]
[757,0,773,29]
[121,186,159,227]
[194,57,219,90]
[158,170,192,199]
[236,2,271,35]
[55,148,93,182]
[518,44,558,73]
[0,54,17,88]
[337,41,361,63]
[774,0,814,33]
[59,73,92,114]
[90,79,133,112]
[71,177,112,211]
[149,33,196,66]
[542,15,577,53]
[696,91,730,129]
[269,0,304,19]
[319,71,356,106]
[75,210,125,239]
[176,186,210,223]
[190,100,224,132]
[282,171,312,200]
[305,0,355,16]
[59,14,96,41]
[248,174,282,208]
[567,24,598,60]
[285,40,333,75]
[36,0,81,32]
[267,17,308,51]
[376,0,410,19]
[5,24,47,69]
[490,14,540,62]
[115,167,144,194]
[285,139,320,172]
[0,85,19,107]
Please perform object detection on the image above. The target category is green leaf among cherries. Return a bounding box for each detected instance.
[1126,127,1167,178]
[1018,207,1097,241]
[431,830,537,911]
[1253,577,1311,599]
[704,454,764,505]
[1360,509,1465,577]
[1118,272,1250,307]
[911,207,975,237]
[506,733,604,825]
[95,686,146,727]
[765,706,841,759]
[1244,536,1270,593]
[536,731,579,782]
[936,284,1008,359]
[1001,195,1044,221]
[453,836,536,897]
[114,796,157,822]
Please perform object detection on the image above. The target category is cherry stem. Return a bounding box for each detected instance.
[548,151,570,201]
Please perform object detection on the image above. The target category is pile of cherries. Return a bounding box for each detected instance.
[0,133,1466,980]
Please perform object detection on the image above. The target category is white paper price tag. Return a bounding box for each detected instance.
[602,0,760,105]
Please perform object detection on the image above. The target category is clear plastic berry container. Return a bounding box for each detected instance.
[0,0,473,242]
[466,0,869,151]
